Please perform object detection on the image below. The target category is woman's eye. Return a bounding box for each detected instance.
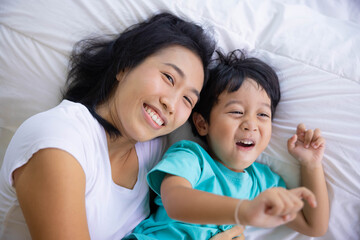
[184,96,193,107]
[163,73,174,85]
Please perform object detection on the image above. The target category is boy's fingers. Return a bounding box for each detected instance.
[313,128,321,138]
[267,202,284,217]
[290,187,317,208]
[289,187,311,198]
[297,123,306,134]
[296,123,306,141]
[276,190,295,215]
[312,137,326,149]
[277,189,304,216]
[287,134,297,150]
[304,129,314,148]
[265,195,284,216]
[282,212,297,223]
[302,193,317,208]
[265,189,295,216]
[311,129,324,148]
[286,189,304,212]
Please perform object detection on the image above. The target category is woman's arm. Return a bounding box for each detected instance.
[286,124,329,237]
[13,148,91,240]
[160,174,315,228]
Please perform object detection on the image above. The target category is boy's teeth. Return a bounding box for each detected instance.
[145,105,164,126]
[238,140,254,146]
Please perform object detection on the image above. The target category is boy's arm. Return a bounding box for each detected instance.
[160,173,315,228]
[286,124,329,237]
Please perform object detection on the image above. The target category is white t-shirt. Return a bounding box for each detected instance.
[0,100,167,240]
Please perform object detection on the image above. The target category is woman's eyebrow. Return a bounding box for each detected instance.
[164,63,185,78]
[192,89,200,100]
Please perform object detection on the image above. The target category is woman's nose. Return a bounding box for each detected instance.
[160,96,175,115]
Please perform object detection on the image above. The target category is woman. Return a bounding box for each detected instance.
[0,13,215,239]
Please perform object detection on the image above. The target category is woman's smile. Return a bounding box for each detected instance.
[143,104,166,129]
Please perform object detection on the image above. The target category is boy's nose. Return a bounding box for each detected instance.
[240,118,257,131]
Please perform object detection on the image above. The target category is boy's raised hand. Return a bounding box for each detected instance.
[287,123,325,168]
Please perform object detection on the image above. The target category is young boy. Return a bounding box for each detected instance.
[127,50,329,239]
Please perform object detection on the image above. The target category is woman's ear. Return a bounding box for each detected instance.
[192,112,208,136]
[116,72,122,82]
[116,69,128,82]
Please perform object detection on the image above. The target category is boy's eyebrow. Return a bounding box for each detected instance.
[224,100,237,107]
[262,102,271,109]
[164,63,185,78]
[225,100,271,109]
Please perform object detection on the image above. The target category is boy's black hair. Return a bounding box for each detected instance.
[190,49,281,140]
[63,12,215,137]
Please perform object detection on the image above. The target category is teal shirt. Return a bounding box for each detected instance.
[128,140,286,240]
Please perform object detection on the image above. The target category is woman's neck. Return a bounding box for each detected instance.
[106,134,139,189]
[106,134,137,162]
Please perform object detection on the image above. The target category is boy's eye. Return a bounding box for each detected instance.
[258,113,270,118]
[230,111,243,115]
[163,73,174,85]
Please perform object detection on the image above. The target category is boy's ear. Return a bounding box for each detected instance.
[192,112,208,136]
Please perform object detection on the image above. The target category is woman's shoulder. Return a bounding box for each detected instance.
[33,100,93,124]
[2,100,102,188]
[4,100,104,170]
[18,100,97,137]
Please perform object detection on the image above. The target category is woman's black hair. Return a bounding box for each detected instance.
[63,12,215,137]
[190,49,281,140]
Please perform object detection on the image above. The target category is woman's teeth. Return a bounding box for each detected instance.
[145,106,164,126]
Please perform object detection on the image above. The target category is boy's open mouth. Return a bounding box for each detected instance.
[236,139,255,148]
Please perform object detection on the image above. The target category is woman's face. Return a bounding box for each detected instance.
[100,45,204,142]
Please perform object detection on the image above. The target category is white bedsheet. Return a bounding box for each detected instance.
[1,0,359,239]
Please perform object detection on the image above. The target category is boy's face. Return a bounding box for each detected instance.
[200,78,272,172]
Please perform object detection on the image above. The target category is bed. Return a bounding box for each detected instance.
[0,0,359,239]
